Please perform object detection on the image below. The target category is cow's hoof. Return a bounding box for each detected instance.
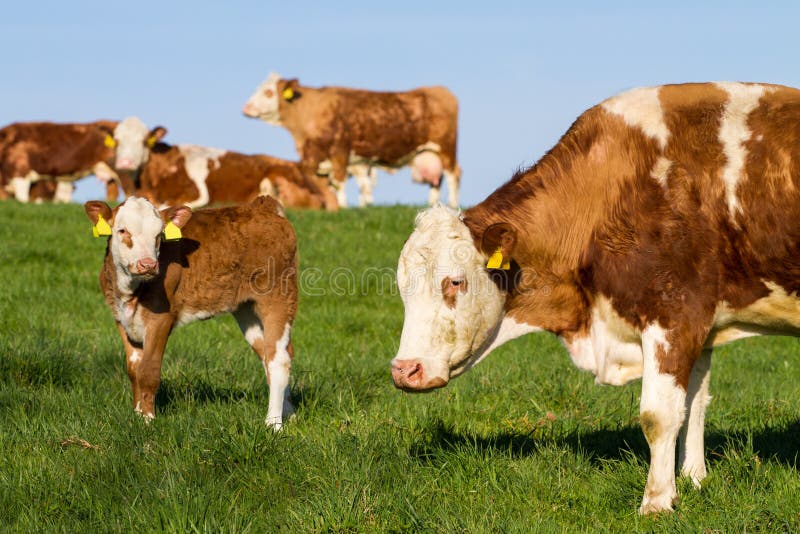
[638,492,678,515]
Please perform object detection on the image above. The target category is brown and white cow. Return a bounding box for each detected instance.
[135,142,338,211]
[85,195,298,428]
[242,73,461,208]
[0,117,166,203]
[391,82,800,514]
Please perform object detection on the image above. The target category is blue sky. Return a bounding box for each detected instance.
[3,1,799,207]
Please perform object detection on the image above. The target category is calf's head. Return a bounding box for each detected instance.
[84,197,191,279]
[391,207,510,391]
[242,72,300,125]
[111,117,167,171]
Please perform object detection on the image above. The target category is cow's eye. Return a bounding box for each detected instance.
[451,279,463,287]
[117,228,129,236]
[264,89,274,98]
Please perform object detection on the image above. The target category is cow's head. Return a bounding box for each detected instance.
[111,117,167,171]
[84,197,191,279]
[242,73,300,125]
[391,207,512,391]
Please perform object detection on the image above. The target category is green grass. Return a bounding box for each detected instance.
[2,201,800,532]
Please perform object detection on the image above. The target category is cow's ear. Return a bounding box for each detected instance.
[481,222,517,270]
[281,79,300,102]
[146,126,167,147]
[84,200,113,226]
[161,205,192,228]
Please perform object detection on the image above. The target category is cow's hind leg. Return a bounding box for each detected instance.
[234,302,294,429]
[638,324,691,514]
[678,348,711,486]
[444,166,460,209]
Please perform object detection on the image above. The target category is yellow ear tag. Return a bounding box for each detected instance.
[104,135,116,148]
[163,221,182,241]
[486,247,510,270]
[93,214,112,237]
[282,87,295,100]
[146,136,157,148]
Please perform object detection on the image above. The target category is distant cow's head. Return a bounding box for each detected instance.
[391,207,510,391]
[111,117,167,171]
[84,197,191,279]
[242,73,300,125]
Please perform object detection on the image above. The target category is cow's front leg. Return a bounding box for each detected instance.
[678,348,711,486]
[353,166,376,207]
[9,175,33,203]
[130,317,172,420]
[638,324,694,514]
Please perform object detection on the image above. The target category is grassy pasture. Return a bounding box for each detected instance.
[1,201,800,532]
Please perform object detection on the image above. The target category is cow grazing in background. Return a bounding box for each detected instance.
[242,73,461,208]
[391,82,800,513]
[85,195,298,428]
[136,143,338,211]
[0,117,165,203]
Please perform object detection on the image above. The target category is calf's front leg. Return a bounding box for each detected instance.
[127,317,172,420]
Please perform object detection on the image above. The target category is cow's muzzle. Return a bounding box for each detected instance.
[391,358,448,392]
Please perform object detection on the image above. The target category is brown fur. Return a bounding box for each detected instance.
[137,143,338,210]
[275,78,460,187]
[87,196,298,417]
[463,82,800,389]
[0,120,120,201]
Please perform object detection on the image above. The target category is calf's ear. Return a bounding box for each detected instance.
[481,223,517,270]
[281,79,301,102]
[161,205,192,228]
[84,201,113,226]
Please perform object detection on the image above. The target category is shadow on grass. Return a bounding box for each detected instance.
[155,378,262,412]
[409,419,800,469]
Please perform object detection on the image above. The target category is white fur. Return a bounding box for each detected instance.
[444,170,459,208]
[114,117,151,170]
[601,86,669,149]
[10,176,32,202]
[352,164,376,207]
[715,82,771,216]
[176,309,214,326]
[455,316,542,376]
[650,157,672,188]
[129,350,141,364]
[178,145,226,209]
[678,349,711,487]
[53,181,73,203]
[394,207,507,385]
[266,323,293,430]
[639,324,685,514]
[243,72,282,125]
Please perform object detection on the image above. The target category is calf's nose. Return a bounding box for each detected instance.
[117,158,135,170]
[136,257,158,274]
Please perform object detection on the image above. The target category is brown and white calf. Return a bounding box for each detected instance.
[136,143,338,210]
[0,117,165,202]
[391,82,800,513]
[242,73,461,208]
[85,195,297,428]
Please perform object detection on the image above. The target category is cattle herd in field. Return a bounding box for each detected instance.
[0,73,460,210]
[10,78,800,516]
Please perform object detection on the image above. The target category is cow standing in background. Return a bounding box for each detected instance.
[391,82,800,513]
[243,73,461,209]
[136,143,338,211]
[0,117,166,203]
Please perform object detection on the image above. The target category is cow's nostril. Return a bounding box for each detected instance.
[407,362,422,378]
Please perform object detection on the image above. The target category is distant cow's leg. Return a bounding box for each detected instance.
[10,176,32,203]
[354,166,375,207]
[638,325,688,514]
[234,303,294,429]
[428,184,442,206]
[54,181,74,203]
[444,167,460,209]
[678,348,712,486]
[105,181,120,202]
